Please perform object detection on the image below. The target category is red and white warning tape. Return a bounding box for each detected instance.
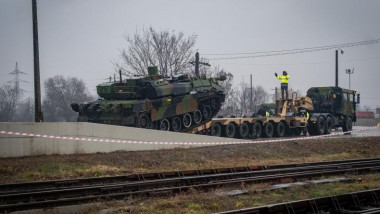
[0,126,379,146]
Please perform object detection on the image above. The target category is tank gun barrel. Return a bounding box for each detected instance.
[211,75,227,81]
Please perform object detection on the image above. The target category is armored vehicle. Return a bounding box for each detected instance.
[306,87,359,135]
[71,67,226,131]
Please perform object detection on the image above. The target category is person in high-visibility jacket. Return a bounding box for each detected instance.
[275,71,290,100]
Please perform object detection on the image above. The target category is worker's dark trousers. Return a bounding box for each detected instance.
[281,83,288,100]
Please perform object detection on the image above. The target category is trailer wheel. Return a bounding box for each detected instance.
[252,122,262,138]
[308,124,316,136]
[262,122,274,138]
[239,122,250,138]
[210,123,222,137]
[342,117,352,132]
[315,117,326,135]
[325,117,333,134]
[275,122,286,137]
[225,122,238,138]
[171,117,182,132]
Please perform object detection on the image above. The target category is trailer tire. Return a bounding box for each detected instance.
[308,124,316,136]
[262,122,274,138]
[210,123,222,137]
[275,122,286,137]
[325,117,333,134]
[225,122,238,138]
[239,122,250,138]
[252,122,262,138]
[316,116,326,135]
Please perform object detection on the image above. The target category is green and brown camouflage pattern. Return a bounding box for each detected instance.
[306,86,358,122]
[71,67,226,131]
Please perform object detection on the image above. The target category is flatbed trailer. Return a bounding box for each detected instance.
[187,115,308,138]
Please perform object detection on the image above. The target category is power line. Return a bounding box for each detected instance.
[206,38,380,60]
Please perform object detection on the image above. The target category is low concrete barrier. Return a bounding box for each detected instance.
[0,122,240,157]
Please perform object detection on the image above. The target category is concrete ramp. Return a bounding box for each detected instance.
[0,122,241,157]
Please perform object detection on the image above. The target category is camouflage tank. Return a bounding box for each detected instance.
[71,66,226,131]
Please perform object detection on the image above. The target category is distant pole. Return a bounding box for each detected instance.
[32,0,43,122]
[119,69,122,83]
[195,52,200,77]
[275,87,278,101]
[335,50,338,87]
[346,68,354,89]
[250,74,253,111]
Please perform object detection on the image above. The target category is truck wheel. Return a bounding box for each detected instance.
[160,119,170,131]
[262,122,274,138]
[342,117,353,132]
[275,122,286,137]
[316,117,326,135]
[210,123,222,137]
[171,117,182,132]
[252,122,262,138]
[325,117,333,134]
[225,122,238,138]
[239,122,250,138]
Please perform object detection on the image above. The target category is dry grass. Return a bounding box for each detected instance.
[77,173,380,214]
[1,136,379,213]
[0,136,379,183]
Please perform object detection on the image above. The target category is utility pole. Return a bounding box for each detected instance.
[250,74,253,112]
[189,52,210,78]
[345,68,354,89]
[32,0,43,122]
[335,49,344,87]
[119,69,122,83]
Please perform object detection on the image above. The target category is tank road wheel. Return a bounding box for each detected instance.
[193,110,202,124]
[275,122,286,137]
[183,113,192,128]
[325,117,333,134]
[137,112,152,129]
[262,122,274,138]
[210,123,223,137]
[252,122,262,138]
[202,105,212,120]
[239,122,250,139]
[342,117,353,132]
[172,117,182,132]
[225,122,238,138]
[160,119,170,131]
[316,117,326,135]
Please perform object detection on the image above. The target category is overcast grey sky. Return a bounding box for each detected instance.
[1,0,379,108]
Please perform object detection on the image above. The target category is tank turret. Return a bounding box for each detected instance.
[71,66,226,131]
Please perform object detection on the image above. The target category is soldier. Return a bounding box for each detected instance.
[275,71,290,100]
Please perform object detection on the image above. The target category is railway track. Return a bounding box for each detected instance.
[215,188,380,214]
[0,158,379,212]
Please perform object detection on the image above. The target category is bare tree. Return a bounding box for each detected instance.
[15,98,34,122]
[116,27,197,77]
[0,84,19,121]
[42,76,93,122]
[363,105,371,111]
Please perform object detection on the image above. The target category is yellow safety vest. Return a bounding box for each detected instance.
[266,111,269,117]
[277,75,290,83]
